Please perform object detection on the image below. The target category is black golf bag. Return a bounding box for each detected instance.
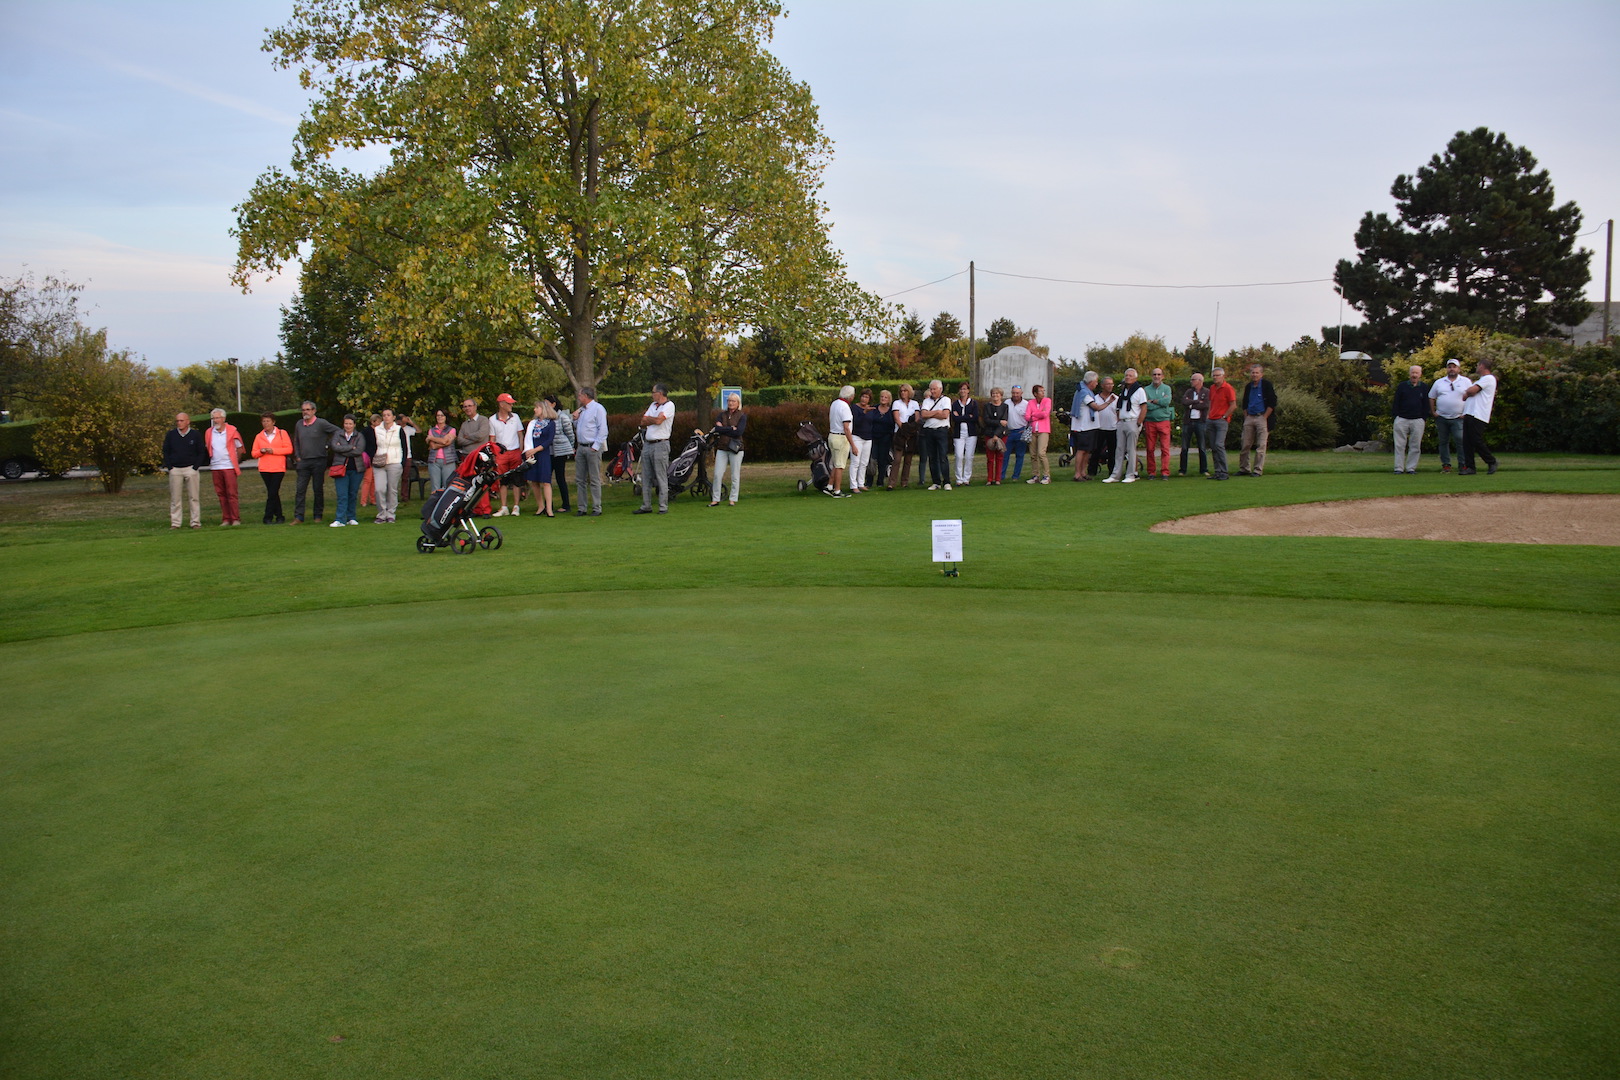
[421,477,476,546]
[666,429,713,496]
[796,421,833,494]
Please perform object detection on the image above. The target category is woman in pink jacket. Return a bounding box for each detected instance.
[1024,385,1053,485]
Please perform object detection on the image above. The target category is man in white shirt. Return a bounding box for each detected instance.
[1427,358,1472,473]
[488,393,525,515]
[1460,358,1498,475]
[1003,385,1029,481]
[572,386,609,515]
[633,383,676,513]
[1103,368,1147,483]
[826,386,856,497]
[888,383,920,489]
[919,379,952,489]
[1071,371,1100,481]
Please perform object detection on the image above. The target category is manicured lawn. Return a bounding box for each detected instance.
[2,455,1617,1078]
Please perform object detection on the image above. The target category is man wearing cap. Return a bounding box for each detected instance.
[488,393,525,516]
[1427,359,1471,473]
[633,383,676,513]
[1392,364,1429,474]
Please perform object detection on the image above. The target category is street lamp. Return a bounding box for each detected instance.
[227,357,242,412]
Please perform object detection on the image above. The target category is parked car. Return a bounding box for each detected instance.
[0,420,57,480]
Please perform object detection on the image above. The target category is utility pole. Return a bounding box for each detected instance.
[228,357,241,412]
[1212,302,1220,358]
[968,261,976,375]
[1605,219,1613,344]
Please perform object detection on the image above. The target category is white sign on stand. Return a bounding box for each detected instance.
[931,519,963,563]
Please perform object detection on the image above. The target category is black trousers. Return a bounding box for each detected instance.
[921,428,950,485]
[294,462,326,520]
[1462,416,1496,470]
[553,454,571,510]
[1179,419,1209,475]
[261,471,285,522]
[870,435,893,486]
[1091,429,1115,476]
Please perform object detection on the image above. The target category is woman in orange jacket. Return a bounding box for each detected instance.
[252,412,293,524]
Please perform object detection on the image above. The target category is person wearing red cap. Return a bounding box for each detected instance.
[489,392,525,516]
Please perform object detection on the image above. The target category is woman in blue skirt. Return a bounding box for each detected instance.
[522,399,557,517]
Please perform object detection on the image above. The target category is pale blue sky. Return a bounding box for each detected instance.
[2,0,1616,368]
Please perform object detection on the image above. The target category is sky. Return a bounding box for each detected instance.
[2,0,1617,369]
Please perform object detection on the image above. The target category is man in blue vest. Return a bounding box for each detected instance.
[1237,364,1277,477]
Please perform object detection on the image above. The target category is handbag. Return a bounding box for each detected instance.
[986,436,1005,453]
[328,461,346,478]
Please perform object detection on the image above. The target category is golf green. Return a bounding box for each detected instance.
[2,458,1618,1078]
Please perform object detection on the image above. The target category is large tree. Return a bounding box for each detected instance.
[234,0,867,397]
[1333,127,1591,354]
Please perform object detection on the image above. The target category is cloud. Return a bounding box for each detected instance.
[100,57,298,127]
[3,228,292,296]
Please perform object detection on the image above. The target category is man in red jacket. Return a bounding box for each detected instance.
[203,408,246,526]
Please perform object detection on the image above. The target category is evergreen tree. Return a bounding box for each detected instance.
[1333,127,1591,353]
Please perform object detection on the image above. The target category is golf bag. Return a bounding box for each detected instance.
[610,430,642,483]
[666,429,715,497]
[416,443,505,554]
[795,421,833,494]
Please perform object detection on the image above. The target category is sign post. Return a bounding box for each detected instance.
[931,518,963,578]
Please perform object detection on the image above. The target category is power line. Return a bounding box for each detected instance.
[880,268,967,300]
[979,268,1333,290]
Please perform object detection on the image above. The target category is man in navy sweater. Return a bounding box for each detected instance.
[162,412,208,528]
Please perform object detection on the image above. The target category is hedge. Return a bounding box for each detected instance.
[606,402,828,463]
[0,419,44,463]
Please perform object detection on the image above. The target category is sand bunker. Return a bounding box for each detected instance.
[1152,492,1620,545]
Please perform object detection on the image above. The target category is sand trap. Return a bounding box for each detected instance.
[1152,492,1620,545]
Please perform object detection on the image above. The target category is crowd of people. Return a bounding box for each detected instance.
[156,357,1503,527]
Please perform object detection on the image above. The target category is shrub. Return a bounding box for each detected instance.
[606,402,831,463]
[1268,386,1338,450]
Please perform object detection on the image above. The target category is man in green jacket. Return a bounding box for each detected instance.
[1142,367,1175,479]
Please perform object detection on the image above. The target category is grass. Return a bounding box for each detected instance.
[2,452,1618,1078]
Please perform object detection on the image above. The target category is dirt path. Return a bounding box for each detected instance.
[1152,492,1620,545]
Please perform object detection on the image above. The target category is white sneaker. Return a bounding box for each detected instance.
[927,484,939,490]
[1040,477,1050,485]
[1122,476,1136,484]
[1026,477,1038,484]
[943,483,952,490]
[329,519,345,527]
[1102,477,1118,483]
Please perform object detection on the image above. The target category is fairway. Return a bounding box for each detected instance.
[3,457,1619,1079]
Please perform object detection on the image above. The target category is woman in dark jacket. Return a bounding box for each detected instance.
[950,382,980,486]
[329,415,368,527]
[979,387,1009,485]
[709,391,748,505]
[870,389,895,489]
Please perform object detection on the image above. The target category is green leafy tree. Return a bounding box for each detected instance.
[234,0,854,400]
[33,328,180,493]
[898,310,925,345]
[0,272,84,419]
[650,48,884,424]
[921,312,961,367]
[1333,127,1591,353]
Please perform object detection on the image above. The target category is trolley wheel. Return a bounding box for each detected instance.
[797,479,808,492]
[1058,452,1074,468]
[452,530,478,555]
[690,479,709,500]
[479,526,503,550]
[631,475,642,495]
[415,536,433,554]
